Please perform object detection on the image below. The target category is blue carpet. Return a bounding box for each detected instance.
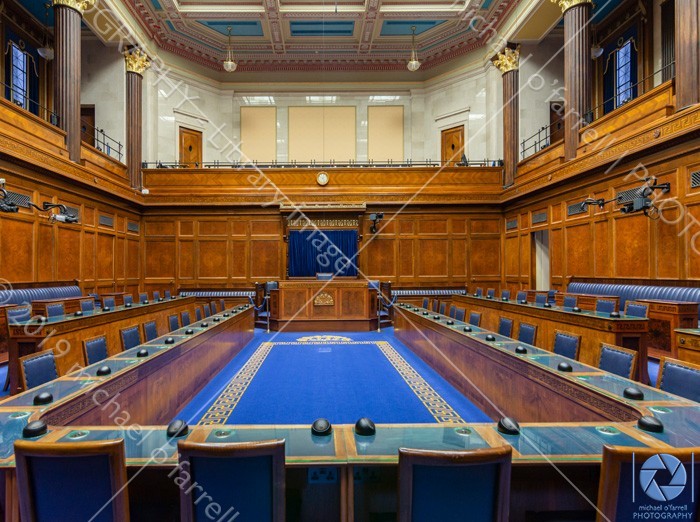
[176,329,491,426]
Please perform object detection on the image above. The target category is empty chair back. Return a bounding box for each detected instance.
[515,291,527,302]
[500,290,511,300]
[168,314,179,331]
[657,357,700,402]
[219,299,226,312]
[210,301,218,314]
[596,445,700,522]
[153,290,160,301]
[595,299,616,314]
[486,288,495,299]
[562,295,578,308]
[454,308,466,322]
[203,303,212,317]
[518,323,537,345]
[120,326,141,351]
[123,294,133,306]
[497,317,513,337]
[431,300,440,313]
[195,307,202,322]
[20,350,58,390]
[598,344,637,379]
[83,336,109,366]
[422,297,429,309]
[46,303,65,318]
[535,294,547,306]
[7,305,32,324]
[625,301,648,318]
[14,438,130,522]
[448,305,457,319]
[181,311,191,327]
[103,296,116,309]
[177,439,285,522]
[552,331,581,360]
[164,290,172,299]
[398,446,512,522]
[469,312,481,327]
[439,302,446,315]
[139,292,148,304]
[475,288,483,297]
[80,299,95,313]
[143,321,158,342]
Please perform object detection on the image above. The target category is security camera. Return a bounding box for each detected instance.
[53,213,79,224]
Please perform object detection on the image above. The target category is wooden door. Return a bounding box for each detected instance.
[80,105,95,147]
[441,126,464,165]
[549,102,565,144]
[179,127,203,167]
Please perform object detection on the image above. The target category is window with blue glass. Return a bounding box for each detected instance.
[10,43,28,109]
[4,32,40,117]
[615,40,633,107]
[602,27,639,116]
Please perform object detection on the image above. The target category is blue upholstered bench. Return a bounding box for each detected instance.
[567,282,700,322]
[0,285,82,307]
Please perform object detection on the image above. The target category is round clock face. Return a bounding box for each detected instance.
[317,171,329,186]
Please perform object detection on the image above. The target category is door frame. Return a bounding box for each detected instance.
[178,125,204,167]
[440,124,466,166]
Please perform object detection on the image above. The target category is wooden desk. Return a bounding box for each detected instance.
[636,300,699,360]
[269,281,377,331]
[451,295,649,382]
[6,297,197,394]
[31,296,94,317]
[676,328,700,364]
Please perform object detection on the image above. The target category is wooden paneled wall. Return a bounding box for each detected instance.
[504,142,700,292]
[0,162,141,295]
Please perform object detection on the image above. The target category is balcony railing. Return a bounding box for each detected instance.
[520,119,563,160]
[1,80,59,126]
[80,118,123,163]
[142,159,505,169]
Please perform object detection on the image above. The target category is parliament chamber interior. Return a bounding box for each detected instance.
[0,0,699,520]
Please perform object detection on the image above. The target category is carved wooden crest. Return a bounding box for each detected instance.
[314,292,334,306]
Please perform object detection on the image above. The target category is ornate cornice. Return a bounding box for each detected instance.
[124,49,151,76]
[550,0,594,14]
[52,0,96,15]
[492,46,520,75]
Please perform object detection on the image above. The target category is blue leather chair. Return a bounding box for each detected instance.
[195,307,203,322]
[625,302,648,318]
[220,299,226,312]
[83,336,109,366]
[139,292,149,304]
[562,295,577,308]
[164,290,172,299]
[46,303,65,318]
[103,297,116,309]
[168,314,179,331]
[469,312,481,327]
[422,298,429,309]
[143,321,158,342]
[210,302,218,314]
[598,343,637,379]
[518,323,537,345]
[432,300,440,313]
[500,290,511,300]
[398,446,512,522]
[181,311,191,327]
[595,299,617,314]
[535,294,547,306]
[448,305,457,319]
[454,308,466,322]
[20,350,58,390]
[486,288,495,299]
[498,317,513,337]
[80,299,95,313]
[657,357,700,402]
[474,288,483,297]
[553,331,581,360]
[516,291,527,302]
[123,294,133,306]
[203,304,212,318]
[7,305,31,324]
[439,302,447,315]
[120,326,141,351]
[177,439,286,522]
[153,290,161,301]
[14,438,130,522]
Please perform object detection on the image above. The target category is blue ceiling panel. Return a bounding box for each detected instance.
[198,20,264,37]
[290,21,355,37]
[380,20,446,36]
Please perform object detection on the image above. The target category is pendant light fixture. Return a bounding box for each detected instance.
[407,25,421,72]
[223,26,237,72]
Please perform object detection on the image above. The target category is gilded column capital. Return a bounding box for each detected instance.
[124,49,151,76]
[52,0,96,15]
[492,46,520,75]
[550,0,593,14]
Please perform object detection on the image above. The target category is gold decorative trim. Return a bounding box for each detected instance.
[288,217,359,228]
[124,49,151,76]
[550,0,593,14]
[313,292,334,306]
[492,46,520,75]
[52,0,96,15]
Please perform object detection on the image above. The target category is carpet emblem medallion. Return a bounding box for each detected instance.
[296,335,352,342]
